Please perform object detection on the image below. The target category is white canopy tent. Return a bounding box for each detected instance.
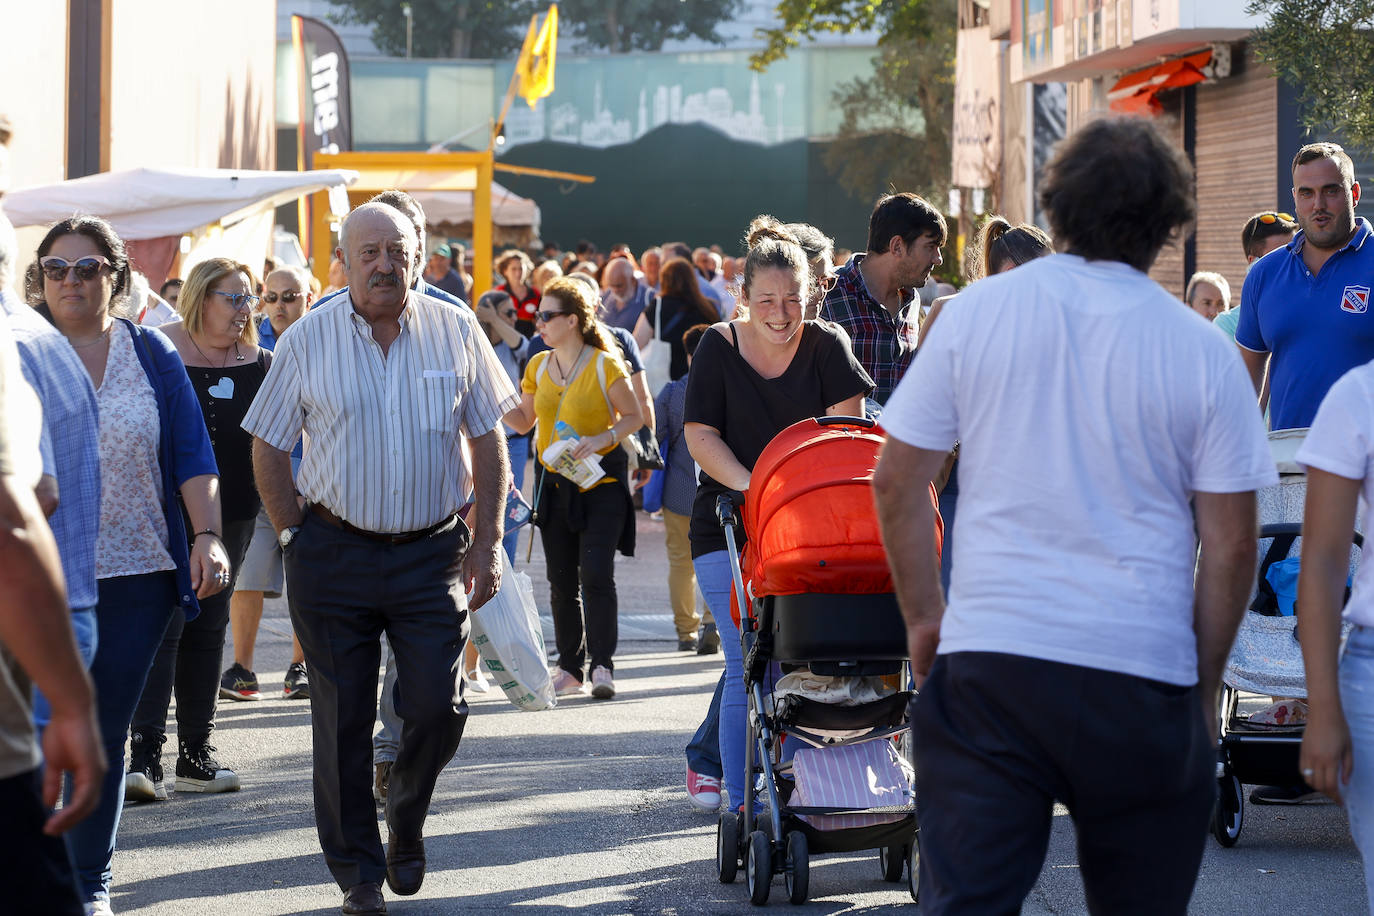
[2,167,358,292]
[2,167,358,239]
[413,181,541,247]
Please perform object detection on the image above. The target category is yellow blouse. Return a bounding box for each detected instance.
[522,347,629,466]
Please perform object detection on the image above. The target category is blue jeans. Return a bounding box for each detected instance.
[1341,625,1374,916]
[504,434,530,563]
[693,551,745,809]
[65,572,178,905]
[33,607,97,730]
[686,673,724,779]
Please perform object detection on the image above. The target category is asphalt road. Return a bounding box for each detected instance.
[106,513,1369,915]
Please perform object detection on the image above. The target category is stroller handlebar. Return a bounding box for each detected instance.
[815,415,875,429]
[715,492,742,528]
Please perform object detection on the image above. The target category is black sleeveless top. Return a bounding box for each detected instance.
[184,351,270,523]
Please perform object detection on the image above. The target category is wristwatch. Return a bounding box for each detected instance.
[278,525,302,549]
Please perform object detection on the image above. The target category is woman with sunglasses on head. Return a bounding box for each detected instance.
[783,221,838,321]
[27,217,228,916]
[633,257,719,383]
[475,288,532,561]
[123,258,274,809]
[504,277,643,700]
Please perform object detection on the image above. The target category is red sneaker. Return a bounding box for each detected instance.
[687,764,722,810]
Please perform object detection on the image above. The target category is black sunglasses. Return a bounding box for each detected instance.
[535,309,569,322]
[40,256,111,283]
[262,290,304,304]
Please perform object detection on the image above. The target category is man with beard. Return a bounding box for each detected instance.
[599,258,652,331]
[1238,142,1374,433]
[820,192,946,404]
[244,203,516,915]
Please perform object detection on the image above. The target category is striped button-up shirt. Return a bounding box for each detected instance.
[0,292,101,610]
[242,289,519,533]
[818,253,918,404]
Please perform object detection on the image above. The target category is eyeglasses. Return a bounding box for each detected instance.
[39,256,111,282]
[212,291,261,311]
[262,290,303,304]
[534,309,568,322]
[816,275,838,293]
[1257,212,1295,224]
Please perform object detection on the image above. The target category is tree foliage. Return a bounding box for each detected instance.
[331,0,742,59]
[751,0,956,204]
[557,0,744,53]
[1248,0,1374,152]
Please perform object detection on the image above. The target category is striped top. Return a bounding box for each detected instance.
[242,289,519,533]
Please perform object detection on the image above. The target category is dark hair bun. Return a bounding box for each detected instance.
[983,216,1012,245]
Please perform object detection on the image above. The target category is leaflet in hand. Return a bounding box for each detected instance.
[542,438,605,488]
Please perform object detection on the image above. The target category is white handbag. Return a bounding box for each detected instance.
[470,551,556,711]
[641,294,672,397]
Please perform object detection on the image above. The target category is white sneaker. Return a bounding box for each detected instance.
[465,668,491,693]
[85,899,114,916]
[550,668,584,697]
[590,666,616,699]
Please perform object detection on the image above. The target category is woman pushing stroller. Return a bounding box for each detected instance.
[683,216,873,813]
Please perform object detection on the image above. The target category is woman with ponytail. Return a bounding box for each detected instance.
[682,215,873,812]
[504,276,642,700]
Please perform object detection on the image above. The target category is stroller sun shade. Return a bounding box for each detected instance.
[740,417,943,601]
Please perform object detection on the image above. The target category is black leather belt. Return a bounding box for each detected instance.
[309,503,458,546]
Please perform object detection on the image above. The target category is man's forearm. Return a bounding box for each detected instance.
[253,438,303,533]
[469,429,509,548]
[1194,538,1257,693]
[877,484,945,628]
[0,474,91,716]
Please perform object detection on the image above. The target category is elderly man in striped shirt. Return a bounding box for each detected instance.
[243,203,517,916]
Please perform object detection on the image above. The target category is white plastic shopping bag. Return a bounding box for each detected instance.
[470,551,556,711]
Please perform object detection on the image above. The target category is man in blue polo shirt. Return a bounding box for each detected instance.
[1237,142,1374,430]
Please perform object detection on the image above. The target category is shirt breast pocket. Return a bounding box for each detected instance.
[417,372,463,433]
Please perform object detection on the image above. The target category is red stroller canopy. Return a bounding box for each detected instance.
[741,417,942,602]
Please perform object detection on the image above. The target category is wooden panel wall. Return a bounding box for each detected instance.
[1193,46,1279,305]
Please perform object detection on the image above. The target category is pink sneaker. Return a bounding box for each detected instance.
[686,765,722,810]
[590,666,616,699]
[550,668,584,697]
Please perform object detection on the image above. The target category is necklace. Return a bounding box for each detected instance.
[551,343,586,383]
[69,327,111,349]
[190,335,242,367]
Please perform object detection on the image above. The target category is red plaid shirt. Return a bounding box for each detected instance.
[818,254,918,403]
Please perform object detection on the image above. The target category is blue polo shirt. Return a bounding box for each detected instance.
[1237,217,1374,430]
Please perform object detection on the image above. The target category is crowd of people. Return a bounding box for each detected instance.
[2,116,1374,916]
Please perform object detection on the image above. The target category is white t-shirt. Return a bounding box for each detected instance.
[884,254,1277,686]
[1297,362,1374,627]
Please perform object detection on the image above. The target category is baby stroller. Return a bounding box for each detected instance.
[1212,430,1362,847]
[713,416,942,905]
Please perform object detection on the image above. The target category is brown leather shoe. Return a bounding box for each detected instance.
[386,829,426,896]
[373,761,391,803]
[341,881,386,914]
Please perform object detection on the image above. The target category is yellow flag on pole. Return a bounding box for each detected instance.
[517,4,558,108]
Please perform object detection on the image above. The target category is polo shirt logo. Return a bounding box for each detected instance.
[1343,285,1370,314]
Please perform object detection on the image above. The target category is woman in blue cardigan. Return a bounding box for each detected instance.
[28,216,227,916]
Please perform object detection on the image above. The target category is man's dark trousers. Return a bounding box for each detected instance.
[0,767,84,915]
[911,652,1214,915]
[285,512,470,891]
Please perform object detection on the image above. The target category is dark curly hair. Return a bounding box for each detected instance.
[1038,117,1195,272]
[26,215,131,306]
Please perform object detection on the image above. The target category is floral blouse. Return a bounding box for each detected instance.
[95,323,175,579]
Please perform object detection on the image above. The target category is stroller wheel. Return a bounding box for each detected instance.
[785,831,809,905]
[746,830,773,905]
[879,843,904,882]
[1211,773,1244,847]
[717,811,741,883]
[907,834,921,903]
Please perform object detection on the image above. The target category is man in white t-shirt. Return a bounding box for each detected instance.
[874,117,1278,914]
